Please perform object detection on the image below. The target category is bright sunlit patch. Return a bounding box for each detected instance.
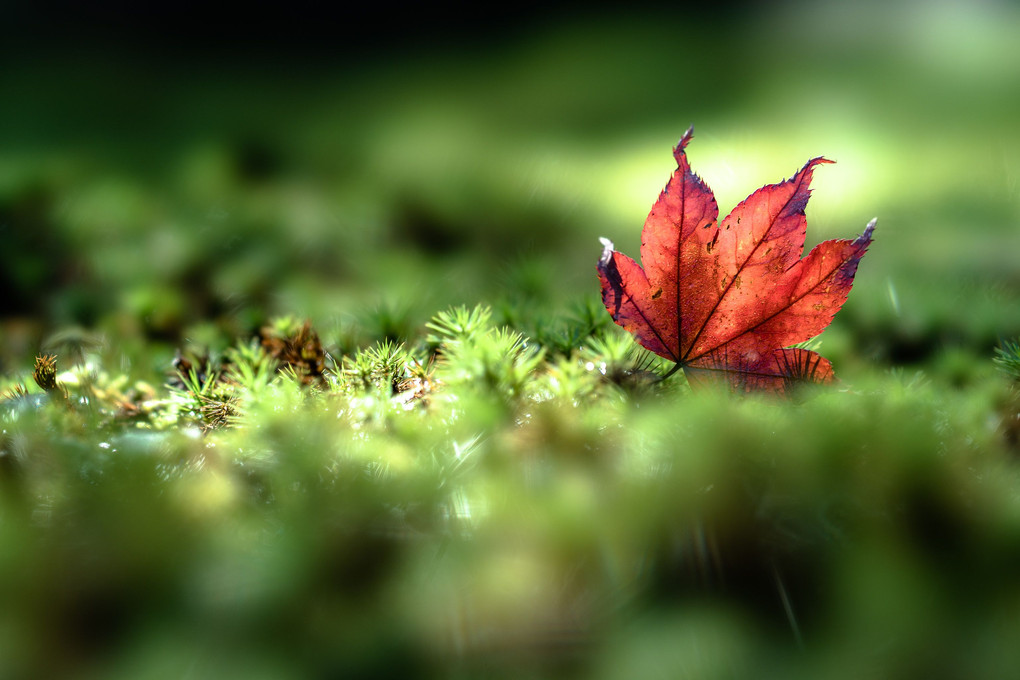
[589,128,890,237]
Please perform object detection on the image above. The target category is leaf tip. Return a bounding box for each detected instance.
[859,217,877,243]
[598,237,615,266]
[673,126,695,162]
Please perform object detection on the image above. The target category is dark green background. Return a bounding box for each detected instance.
[2,0,1018,371]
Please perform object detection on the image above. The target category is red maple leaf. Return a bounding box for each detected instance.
[597,127,875,393]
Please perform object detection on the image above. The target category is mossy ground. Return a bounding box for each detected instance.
[3,308,1020,678]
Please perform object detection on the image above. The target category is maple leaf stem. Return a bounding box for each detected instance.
[658,362,684,382]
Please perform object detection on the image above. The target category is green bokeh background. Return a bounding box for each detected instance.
[3,2,1020,678]
[3,0,1018,377]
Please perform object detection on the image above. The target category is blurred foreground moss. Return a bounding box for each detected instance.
[3,312,1020,678]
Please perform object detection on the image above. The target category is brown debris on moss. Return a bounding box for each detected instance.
[259,319,325,385]
[31,354,70,407]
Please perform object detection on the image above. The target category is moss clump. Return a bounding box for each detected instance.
[1,310,1019,679]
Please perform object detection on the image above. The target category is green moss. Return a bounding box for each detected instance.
[1,309,1018,678]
